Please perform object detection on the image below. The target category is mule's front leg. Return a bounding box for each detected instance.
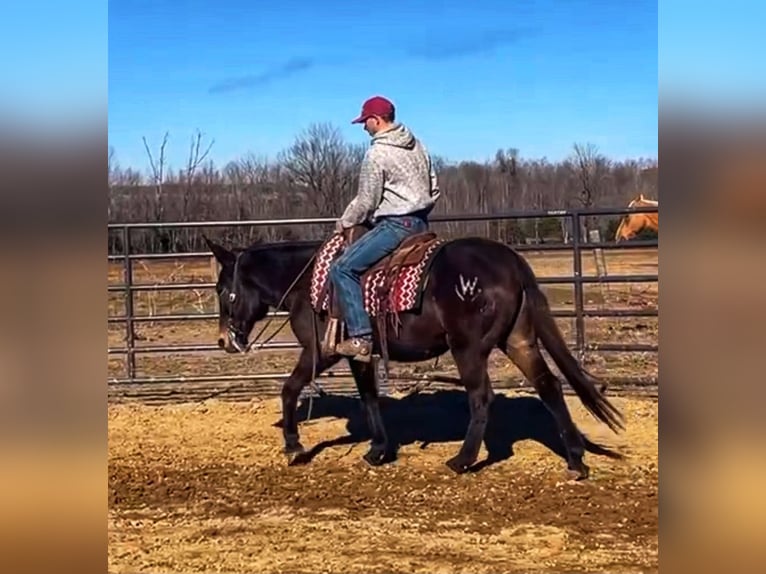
[447,350,492,474]
[350,360,389,466]
[280,349,318,464]
[280,381,306,464]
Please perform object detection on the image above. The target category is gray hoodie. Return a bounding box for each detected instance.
[339,123,440,228]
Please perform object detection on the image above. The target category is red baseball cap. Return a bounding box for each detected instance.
[351,96,395,124]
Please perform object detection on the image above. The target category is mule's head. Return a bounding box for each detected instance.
[204,236,270,353]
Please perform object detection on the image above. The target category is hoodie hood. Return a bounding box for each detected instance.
[372,123,416,149]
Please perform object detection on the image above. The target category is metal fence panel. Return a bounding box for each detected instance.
[107,207,658,401]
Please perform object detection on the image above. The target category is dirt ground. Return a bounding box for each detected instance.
[108,247,658,572]
[108,390,658,574]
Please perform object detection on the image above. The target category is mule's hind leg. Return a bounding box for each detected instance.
[445,347,493,474]
[349,360,389,466]
[503,314,589,479]
[510,346,589,479]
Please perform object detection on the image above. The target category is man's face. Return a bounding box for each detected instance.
[363,116,382,136]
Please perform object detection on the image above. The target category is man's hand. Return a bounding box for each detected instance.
[334,220,345,234]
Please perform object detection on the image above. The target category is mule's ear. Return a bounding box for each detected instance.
[203,234,235,266]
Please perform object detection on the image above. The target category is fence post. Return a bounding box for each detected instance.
[571,212,586,362]
[123,226,136,381]
[589,228,609,300]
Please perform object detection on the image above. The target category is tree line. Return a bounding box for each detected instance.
[108,123,658,255]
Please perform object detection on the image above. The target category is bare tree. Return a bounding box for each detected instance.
[525,159,553,241]
[142,132,169,223]
[108,126,658,255]
[495,148,518,178]
[236,153,270,186]
[490,148,523,242]
[141,132,170,251]
[280,123,363,217]
[181,129,215,219]
[571,142,611,238]
[108,146,117,186]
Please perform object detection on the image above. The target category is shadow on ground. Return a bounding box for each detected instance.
[275,389,622,471]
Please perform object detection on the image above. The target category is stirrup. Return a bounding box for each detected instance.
[321,317,340,355]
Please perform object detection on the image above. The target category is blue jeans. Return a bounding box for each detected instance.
[329,214,429,338]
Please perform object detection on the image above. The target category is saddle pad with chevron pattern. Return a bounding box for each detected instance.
[309,234,443,317]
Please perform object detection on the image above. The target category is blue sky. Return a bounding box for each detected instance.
[3,1,764,171]
[108,0,658,170]
[2,2,107,126]
[659,0,766,110]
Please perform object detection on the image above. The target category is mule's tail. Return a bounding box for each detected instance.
[525,282,626,433]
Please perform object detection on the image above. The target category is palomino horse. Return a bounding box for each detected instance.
[204,227,624,479]
[615,194,658,241]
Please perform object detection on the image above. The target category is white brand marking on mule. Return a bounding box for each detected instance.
[455,274,480,301]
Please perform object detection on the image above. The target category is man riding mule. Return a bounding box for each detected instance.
[329,95,441,361]
[205,225,625,477]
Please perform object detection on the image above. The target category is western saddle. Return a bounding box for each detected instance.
[320,225,441,360]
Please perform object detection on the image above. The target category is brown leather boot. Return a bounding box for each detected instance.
[335,337,372,362]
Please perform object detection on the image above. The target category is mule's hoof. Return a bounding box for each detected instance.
[284,444,306,466]
[566,463,590,481]
[363,446,386,466]
[445,456,472,475]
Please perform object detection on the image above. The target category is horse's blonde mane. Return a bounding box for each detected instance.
[628,193,658,208]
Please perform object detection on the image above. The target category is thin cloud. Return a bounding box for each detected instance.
[208,57,315,94]
[407,27,538,61]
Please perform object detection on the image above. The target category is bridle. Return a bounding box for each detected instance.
[226,250,318,354]
[223,246,327,406]
[226,251,248,352]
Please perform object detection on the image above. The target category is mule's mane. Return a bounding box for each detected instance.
[230,239,323,309]
[241,239,322,254]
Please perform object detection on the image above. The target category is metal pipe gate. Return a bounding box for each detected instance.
[107,207,658,397]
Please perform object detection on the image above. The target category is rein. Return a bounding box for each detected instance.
[226,248,326,409]
[229,251,318,353]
